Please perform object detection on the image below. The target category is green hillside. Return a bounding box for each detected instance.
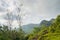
[28,15,60,40]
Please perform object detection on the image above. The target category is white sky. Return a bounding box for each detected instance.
[0,0,60,26]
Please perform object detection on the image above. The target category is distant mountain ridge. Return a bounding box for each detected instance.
[22,24,39,33]
[40,19,55,27]
[22,19,55,33]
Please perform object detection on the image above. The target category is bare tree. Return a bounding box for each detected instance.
[3,0,24,30]
[4,9,13,30]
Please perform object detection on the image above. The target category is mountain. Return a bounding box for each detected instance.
[22,19,55,33]
[22,24,39,33]
[40,19,55,27]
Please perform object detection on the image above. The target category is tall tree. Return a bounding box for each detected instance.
[16,0,24,30]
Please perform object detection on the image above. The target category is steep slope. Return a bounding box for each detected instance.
[28,15,60,40]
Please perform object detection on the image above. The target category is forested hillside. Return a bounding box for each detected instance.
[28,15,60,40]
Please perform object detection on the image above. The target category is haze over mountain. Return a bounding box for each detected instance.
[22,23,39,33]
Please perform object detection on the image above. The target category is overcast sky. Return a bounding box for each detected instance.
[0,0,60,26]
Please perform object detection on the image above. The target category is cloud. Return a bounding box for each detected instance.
[0,0,60,25]
[23,0,60,18]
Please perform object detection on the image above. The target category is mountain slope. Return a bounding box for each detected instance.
[22,24,39,33]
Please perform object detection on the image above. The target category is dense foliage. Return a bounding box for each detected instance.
[0,26,25,40]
